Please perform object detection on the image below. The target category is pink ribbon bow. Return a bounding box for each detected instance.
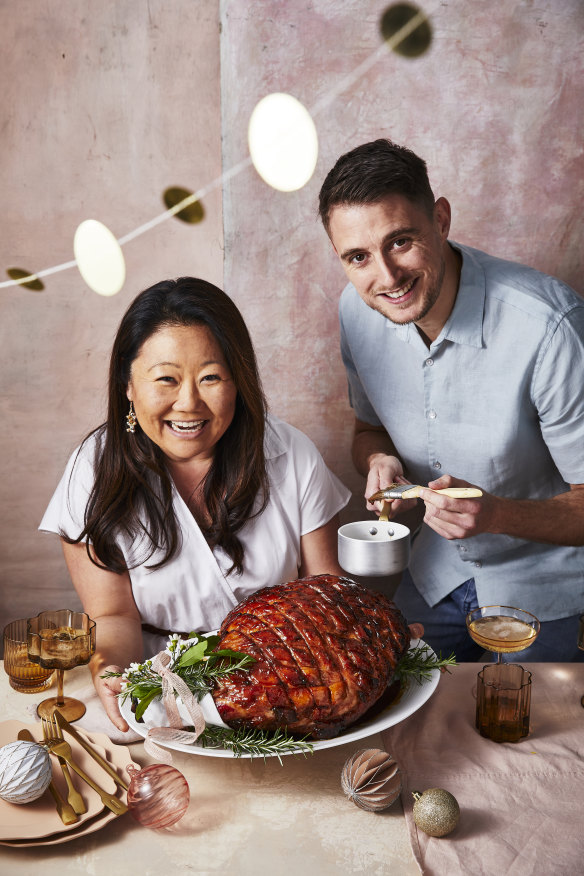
[143,650,206,763]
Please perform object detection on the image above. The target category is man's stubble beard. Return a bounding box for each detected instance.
[373,256,446,327]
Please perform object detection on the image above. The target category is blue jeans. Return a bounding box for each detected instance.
[393,570,584,662]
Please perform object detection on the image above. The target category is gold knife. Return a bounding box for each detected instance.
[44,733,128,816]
[54,709,129,791]
[17,729,78,826]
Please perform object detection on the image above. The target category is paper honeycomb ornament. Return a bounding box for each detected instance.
[341,748,402,812]
[0,740,52,804]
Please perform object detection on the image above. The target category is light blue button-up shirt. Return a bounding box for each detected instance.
[339,242,584,621]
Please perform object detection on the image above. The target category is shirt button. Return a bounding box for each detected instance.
[425,358,434,367]
[428,409,437,420]
[433,461,441,469]
[473,561,482,569]
[459,545,468,553]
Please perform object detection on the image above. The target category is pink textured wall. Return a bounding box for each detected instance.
[220,0,584,526]
[1,1,583,627]
[0,2,223,628]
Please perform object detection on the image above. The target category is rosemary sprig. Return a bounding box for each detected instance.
[395,643,457,685]
[197,724,314,763]
[173,652,256,696]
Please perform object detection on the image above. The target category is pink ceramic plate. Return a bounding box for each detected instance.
[0,720,136,846]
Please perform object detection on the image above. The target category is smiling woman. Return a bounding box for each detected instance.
[126,323,238,467]
[38,278,351,731]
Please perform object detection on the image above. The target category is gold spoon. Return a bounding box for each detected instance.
[17,729,78,825]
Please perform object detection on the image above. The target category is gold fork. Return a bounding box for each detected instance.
[41,717,128,816]
[18,729,78,825]
[41,718,86,815]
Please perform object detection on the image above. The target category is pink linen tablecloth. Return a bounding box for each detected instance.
[382,662,584,876]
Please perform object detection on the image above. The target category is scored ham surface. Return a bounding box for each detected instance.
[211,574,410,739]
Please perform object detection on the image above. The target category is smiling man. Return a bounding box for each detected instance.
[319,138,584,661]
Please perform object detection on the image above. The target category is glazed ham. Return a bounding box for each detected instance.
[211,574,410,739]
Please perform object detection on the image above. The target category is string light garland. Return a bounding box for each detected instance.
[1,4,432,294]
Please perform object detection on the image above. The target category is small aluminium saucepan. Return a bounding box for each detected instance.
[337,517,410,577]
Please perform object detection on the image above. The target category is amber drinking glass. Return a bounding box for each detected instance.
[27,609,96,721]
[476,663,532,743]
[3,618,54,693]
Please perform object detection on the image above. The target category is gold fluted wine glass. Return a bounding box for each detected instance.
[27,609,96,722]
[466,605,540,664]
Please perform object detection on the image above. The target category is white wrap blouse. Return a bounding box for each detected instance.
[40,415,351,655]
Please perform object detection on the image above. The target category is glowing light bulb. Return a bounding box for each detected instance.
[248,93,318,192]
[73,219,126,296]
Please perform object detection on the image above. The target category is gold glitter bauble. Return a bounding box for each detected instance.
[341,748,402,812]
[412,788,460,837]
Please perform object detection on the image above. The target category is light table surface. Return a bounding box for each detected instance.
[0,662,419,876]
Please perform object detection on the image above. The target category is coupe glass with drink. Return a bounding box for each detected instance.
[27,609,96,722]
[466,605,540,743]
[466,605,540,663]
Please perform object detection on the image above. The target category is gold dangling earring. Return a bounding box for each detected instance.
[126,401,137,434]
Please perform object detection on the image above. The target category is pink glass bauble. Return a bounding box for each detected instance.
[127,764,190,829]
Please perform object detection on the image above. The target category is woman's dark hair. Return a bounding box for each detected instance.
[67,277,269,576]
[318,138,436,233]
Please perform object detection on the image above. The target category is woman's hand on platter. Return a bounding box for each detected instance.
[94,663,129,732]
[408,623,424,641]
[60,542,143,734]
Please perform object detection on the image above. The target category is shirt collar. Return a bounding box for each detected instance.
[390,242,486,350]
[264,414,287,460]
